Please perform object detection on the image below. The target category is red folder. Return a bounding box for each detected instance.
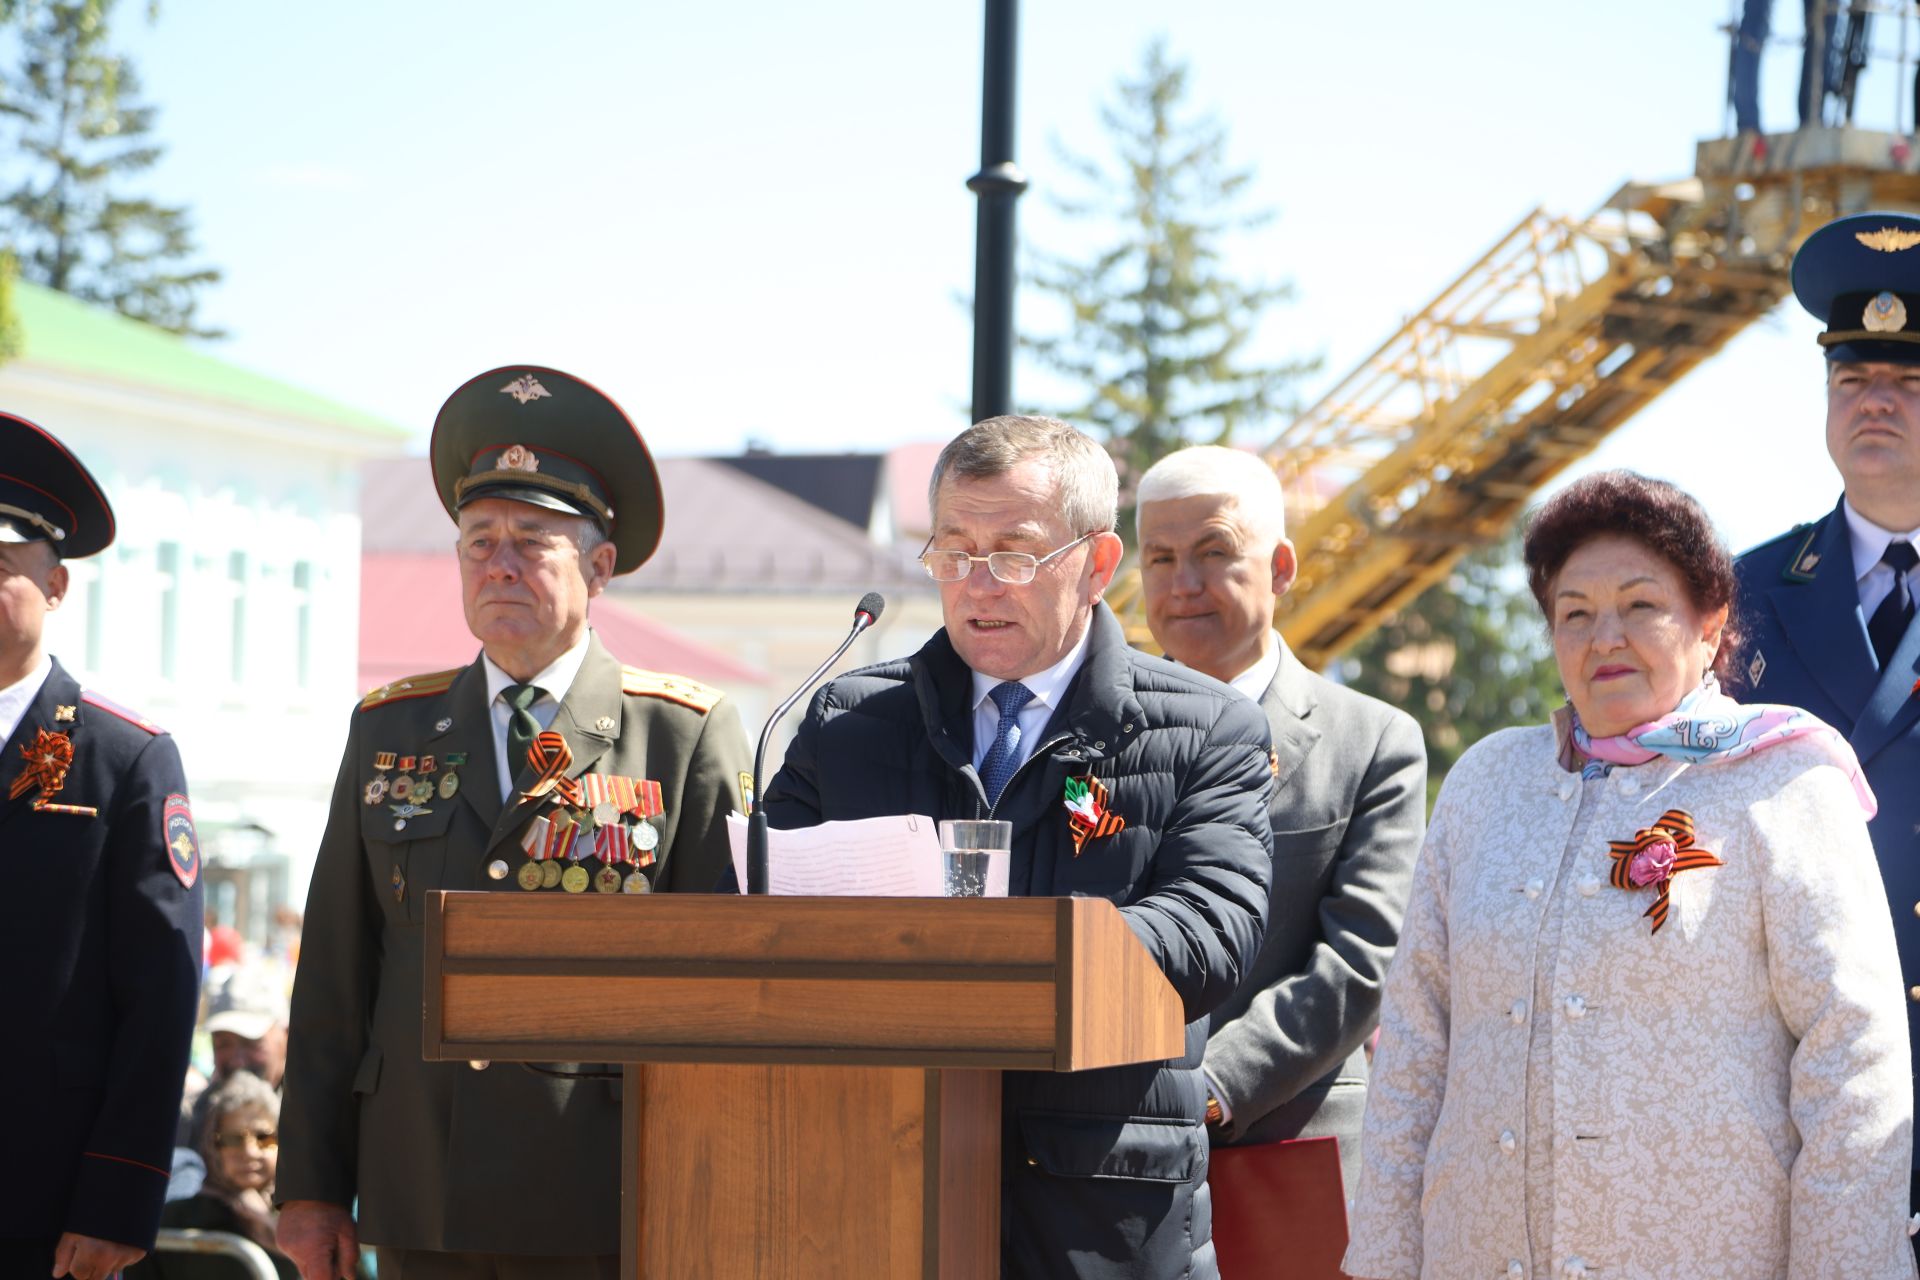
[1207,1134,1350,1279]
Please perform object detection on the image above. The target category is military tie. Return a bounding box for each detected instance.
[1867,540,1919,669]
[979,681,1036,806]
[502,683,545,777]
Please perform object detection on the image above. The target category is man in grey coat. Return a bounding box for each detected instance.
[1137,446,1425,1197]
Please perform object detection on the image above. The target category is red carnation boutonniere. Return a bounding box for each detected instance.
[1606,808,1723,935]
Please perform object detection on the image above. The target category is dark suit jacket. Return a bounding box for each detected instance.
[276,633,751,1254]
[1735,498,1920,1168]
[765,605,1274,1280]
[1202,643,1425,1197]
[1,658,204,1250]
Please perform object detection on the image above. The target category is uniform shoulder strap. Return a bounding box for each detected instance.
[360,667,463,711]
[620,666,723,713]
[80,690,165,735]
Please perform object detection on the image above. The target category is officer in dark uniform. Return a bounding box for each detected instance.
[0,413,204,1279]
[276,367,753,1280]
[1735,210,1920,1228]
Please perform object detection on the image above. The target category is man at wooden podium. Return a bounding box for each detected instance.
[276,367,752,1280]
[764,416,1275,1279]
[1135,447,1424,1205]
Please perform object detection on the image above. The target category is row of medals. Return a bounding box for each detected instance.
[501,799,659,895]
[364,752,461,826]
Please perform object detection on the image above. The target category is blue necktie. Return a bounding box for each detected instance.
[979,681,1035,805]
[1868,540,1918,669]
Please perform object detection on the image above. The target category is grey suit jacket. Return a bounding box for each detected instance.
[1203,640,1425,1195]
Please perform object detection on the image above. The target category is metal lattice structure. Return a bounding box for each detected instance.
[1110,128,1920,668]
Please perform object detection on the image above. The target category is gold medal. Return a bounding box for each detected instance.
[540,860,563,890]
[594,864,622,893]
[622,871,650,894]
[392,774,414,802]
[516,861,543,891]
[561,864,590,893]
[438,771,460,800]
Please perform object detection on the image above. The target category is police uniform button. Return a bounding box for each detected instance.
[1909,985,1920,1003]
[394,819,407,832]
[1912,900,1920,918]
[468,1060,489,1071]
[488,859,510,881]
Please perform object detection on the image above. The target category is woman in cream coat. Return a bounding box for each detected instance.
[1344,471,1914,1280]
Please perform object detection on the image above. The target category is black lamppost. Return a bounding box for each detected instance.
[967,0,1026,424]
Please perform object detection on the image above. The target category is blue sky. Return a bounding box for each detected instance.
[102,1,1910,551]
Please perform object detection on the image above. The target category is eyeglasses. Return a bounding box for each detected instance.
[213,1128,279,1151]
[919,532,1096,585]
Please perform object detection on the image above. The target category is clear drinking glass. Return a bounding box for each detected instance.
[936,819,1011,897]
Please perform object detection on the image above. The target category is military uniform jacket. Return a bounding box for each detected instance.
[1736,498,1920,1170]
[276,634,751,1255]
[1,657,203,1250]
[1202,644,1425,1197]
[765,605,1274,1280]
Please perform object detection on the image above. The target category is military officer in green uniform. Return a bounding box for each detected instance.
[276,366,753,1280]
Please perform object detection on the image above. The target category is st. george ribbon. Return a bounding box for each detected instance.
[745,592,885,894]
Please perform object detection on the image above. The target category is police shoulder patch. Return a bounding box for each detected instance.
[621,666,722,713]
[361,668,462,711]
[163,793,199,888]
[81,690,165,735]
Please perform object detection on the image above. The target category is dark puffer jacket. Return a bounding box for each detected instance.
[765,604,1274,1280]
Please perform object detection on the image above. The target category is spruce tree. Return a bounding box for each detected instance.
[1024,39,1316,501]
[0,0,221,337]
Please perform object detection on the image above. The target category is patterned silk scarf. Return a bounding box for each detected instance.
[1568,676,1878,818]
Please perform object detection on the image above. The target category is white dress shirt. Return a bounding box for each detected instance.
[482,631,593,801]
[968,625,1093,778]
[1225,630,1284,703]
[0,653,52,745]
[1842,497,1920,617]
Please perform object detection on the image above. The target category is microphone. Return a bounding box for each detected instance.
[746,592,886,894]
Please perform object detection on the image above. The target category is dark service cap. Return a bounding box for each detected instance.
[429,365,664,575]
[0,411,115,559]
[1792,210,1920,365]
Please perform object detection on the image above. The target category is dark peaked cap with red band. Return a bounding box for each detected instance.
[0,411,115,559]
[429,365,664,575]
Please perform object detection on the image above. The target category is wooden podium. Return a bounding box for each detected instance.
[423,892,1185,1279]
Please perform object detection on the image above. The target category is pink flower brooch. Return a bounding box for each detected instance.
[1606,808,1722,935]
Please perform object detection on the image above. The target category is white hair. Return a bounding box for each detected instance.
[1134,446,1287,550]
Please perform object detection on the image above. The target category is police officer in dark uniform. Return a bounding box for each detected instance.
[1735,210,1920,1229]
[276,367,753,1280]
[0,413,205,1279]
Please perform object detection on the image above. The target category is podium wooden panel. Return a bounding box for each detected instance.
[424,893,1184,1279]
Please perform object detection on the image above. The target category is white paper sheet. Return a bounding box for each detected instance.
[725,813,1009,897]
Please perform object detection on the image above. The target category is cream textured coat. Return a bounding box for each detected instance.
[1343,720,1915,1280]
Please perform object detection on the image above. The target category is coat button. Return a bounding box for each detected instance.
[1508,1263,1524,1279]
[1557,780,1575,801]
[1499,1129,1516,1154]
[487,859,510,881]
[1510,1000,1527,1025]
[1909,985,1920,1003]
[1912,901,1920,918]
[1565,995,1587,1018]
[1563,1259,1588,1277]
[394,819,407,832]
[1577,877,1600,897]
[1523,878,1544,899]
[468,1060,489,1071]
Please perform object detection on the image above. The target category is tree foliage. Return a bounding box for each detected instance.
[1023,38,1317,502]
[1338,531,1563,803]
[0,0,220,336]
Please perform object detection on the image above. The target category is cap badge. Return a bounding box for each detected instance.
[1856,227,1920,253]
[1865,291,1909,333]
[500,374,552,405]
[495,444,541,474]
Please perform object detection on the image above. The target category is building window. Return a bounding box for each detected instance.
[293,561,313,688]
[157,542,180,681]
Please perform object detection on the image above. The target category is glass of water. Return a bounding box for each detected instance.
[936,819,1011,897]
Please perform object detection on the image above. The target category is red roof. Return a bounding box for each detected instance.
[358,553,774,694]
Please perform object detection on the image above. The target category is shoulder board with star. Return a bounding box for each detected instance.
[360,668,462,711]
[80,691,165,735]
[621,666,723,713]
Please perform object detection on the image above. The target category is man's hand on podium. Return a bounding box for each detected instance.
[277,1199,359,1280]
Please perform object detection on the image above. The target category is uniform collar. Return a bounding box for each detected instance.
[0,652,53,746]
[481,628,593,708]
[1841,496,1920,584]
